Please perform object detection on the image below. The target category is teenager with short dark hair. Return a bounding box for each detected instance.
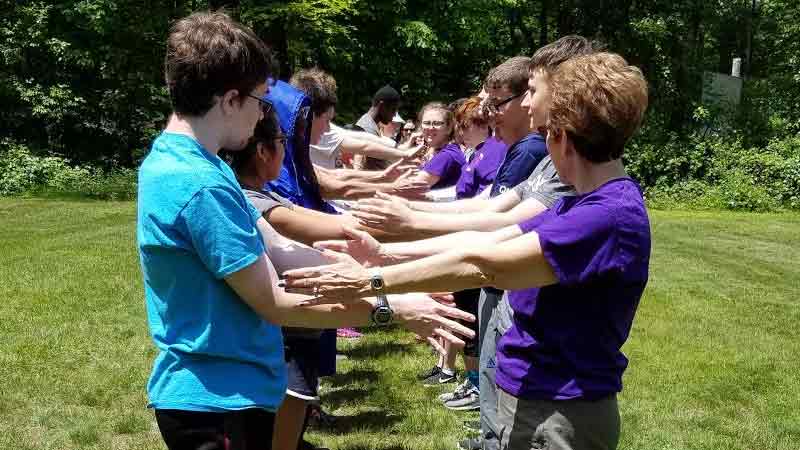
[138,12,475,450]
[354,85,402,170]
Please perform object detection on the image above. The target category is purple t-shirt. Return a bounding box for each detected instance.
[422,143,466,190]
[496,178,651,401]
[455,137,507,199]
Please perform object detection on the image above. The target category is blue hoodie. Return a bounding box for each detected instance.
[264,80,336,214]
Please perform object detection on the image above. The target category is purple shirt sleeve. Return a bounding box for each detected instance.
[422,144,466,189]
[422,147,459,178]
[519,202,619,286]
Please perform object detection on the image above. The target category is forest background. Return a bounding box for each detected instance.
[1,0,798,211]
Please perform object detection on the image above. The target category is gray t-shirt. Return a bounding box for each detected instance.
[512,155,575,207]
[493,157,575,329]
[244,189,294,215]
[244,189,321,340]
[355,112,380,136]
[355,113,390,171]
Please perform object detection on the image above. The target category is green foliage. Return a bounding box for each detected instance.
[0,139,136,199]
[1,0,799,208]
[632,133,800,211]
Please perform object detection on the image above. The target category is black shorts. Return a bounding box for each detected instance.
[284,336,321,401]
[155,408,275,450]
[453,288,481,357]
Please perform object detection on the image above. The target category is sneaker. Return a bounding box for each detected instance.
[443,385,480,411]
[462,420,481,432]
[438,378,472,402]
[306,404,337,430]
[457,436,483,450]
[423,370,457,387]
[298,439,330,450]
[336,327,362,338]
[417,365,442,381]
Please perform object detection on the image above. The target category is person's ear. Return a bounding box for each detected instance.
[220,89,241,116]
[255,142,268,162]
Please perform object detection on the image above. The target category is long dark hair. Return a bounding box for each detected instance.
[220,110,281,172]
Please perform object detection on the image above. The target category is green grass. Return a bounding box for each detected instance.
[0,198,798,450]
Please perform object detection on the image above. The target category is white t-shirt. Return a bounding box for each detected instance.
[311,123,398,169]
[311,125,346,169]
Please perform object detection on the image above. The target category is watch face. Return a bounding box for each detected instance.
[374,307,392,324]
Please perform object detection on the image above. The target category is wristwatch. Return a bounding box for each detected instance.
[369,272,394,326]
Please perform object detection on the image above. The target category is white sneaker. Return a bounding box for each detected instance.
[443,384,480,411]
[438,378,472,403]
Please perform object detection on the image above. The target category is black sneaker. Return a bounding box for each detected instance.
[457,436,483,450]
[417,365,442,381]
[423,370,457,387]
[306,404,337,430]
[298,439,330,450]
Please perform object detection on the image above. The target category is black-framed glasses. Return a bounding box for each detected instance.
[421,120,446,129]
[247,94,273,115]
[492,91,525,109]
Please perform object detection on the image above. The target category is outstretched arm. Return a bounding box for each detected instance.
[225,245,475,347]
[405,187,521,214]
[283,230,557,302]
[351,191,537,237]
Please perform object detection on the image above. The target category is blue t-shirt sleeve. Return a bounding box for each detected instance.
[493,138,547,194]
[180,187,266,279]
[520,202,619,286]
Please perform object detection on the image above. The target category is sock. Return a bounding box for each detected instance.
[441,367,455,377]
[466,370,479,390]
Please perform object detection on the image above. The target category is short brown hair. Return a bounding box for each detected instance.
[547,52,648,162]
[454,97,488,135]
[485,56,531,95]
[529,35,602,74]
[165,11,276,116]
[290,68,338,116]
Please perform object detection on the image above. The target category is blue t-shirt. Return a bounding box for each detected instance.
[496,178,651,401]
[137,132,286,412]
[489,133,547,197]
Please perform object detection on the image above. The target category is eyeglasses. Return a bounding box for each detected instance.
[491,92,525,109]
[247,94,273,115]
[421,120,446,128]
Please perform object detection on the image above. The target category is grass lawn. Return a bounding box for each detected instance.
[0,198,798,450]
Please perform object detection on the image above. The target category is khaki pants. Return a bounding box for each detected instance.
[497,390,620,450]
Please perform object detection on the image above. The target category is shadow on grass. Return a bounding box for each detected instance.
[326,368,380,387]
[323,387,376,409]
[321,410,403,435]
[335,445,408,450]
[339,341,413,360]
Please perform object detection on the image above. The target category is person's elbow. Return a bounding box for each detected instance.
[458,247,500,289]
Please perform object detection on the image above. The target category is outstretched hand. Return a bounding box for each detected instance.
[282,249,371,304]
[352,192,416,232]
[391,293,475,355]
[313,226,387,268]
[390,172,429,200]
[381,157,419,182]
